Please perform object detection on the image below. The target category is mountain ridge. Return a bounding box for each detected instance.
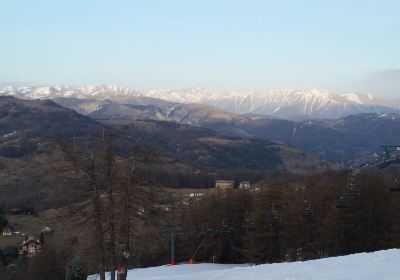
[1,85,398,119]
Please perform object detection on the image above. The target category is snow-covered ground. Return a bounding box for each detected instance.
[88,249,400,280]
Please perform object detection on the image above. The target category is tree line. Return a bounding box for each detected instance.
[170,168,400,264]
[3,133,400,280]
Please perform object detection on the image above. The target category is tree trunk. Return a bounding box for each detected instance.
[104,139,117,280]
[89,154,106,280]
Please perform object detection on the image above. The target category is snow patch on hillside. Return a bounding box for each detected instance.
[3,130,17,138]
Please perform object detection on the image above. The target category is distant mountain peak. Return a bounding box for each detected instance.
[1,85,398,119]
[143,88,399,119]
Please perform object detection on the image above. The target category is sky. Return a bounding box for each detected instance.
[0,0,399,97]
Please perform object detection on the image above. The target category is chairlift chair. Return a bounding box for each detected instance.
[343,170,360,199]
[206,224,216,236]
[221,226,230,234]
[387,187,400,192]
[335,197,350,209]
[270,204,281,225]
[242,214,256,231]
[387,180,400,192]
[242,222,256,231]
[161,229,169,237]
[299,200,313,217]
[343,189,360,199]
[179,234,189,241]
[271,212,281,225]
[221,220,231,234]
[189,230,204,240]
[387,174,400,192]
[176,230,188,240]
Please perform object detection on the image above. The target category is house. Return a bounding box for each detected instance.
[215,180,234,190]
[2,225,14,236]
[239,181,251,190]
[20,236,42,256]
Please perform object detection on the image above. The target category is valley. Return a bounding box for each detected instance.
[1,92,400,280]
[2,2,399,279]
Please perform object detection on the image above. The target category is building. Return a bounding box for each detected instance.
[20,236,41,256]
[184,192,205,205]
[215,180,234,190]
[190,192,205,198]
[160,203,173,212]
[239,181,251,190]
[2,225,14,236]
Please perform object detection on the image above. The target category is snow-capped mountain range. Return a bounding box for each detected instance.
[1,85,398,119]
[0,85,140,100]
[145,87,398,119]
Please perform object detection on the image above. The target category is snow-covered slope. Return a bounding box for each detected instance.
[1,85,397,119]
[89,249,400,280]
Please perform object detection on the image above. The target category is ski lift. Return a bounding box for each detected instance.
[176,229,188,240]
[189,229,204,240]
[299,200,313,217]
[387,186,400,192]
[221,219,231,234]
[206,224,216,236]
[387,170,400,192]
[335,197,350,209]
[179,234,189,241]
[242,212,256,231]
[161,229,170,237]
[343,170,359,199]
[242,221,256,231]
[270,204,281,225]
[343,189,360,199]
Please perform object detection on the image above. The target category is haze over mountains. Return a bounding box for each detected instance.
[1,85,399,119]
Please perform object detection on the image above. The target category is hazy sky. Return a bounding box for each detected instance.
[1,0,399,97]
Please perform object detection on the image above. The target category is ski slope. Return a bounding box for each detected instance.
[88,249,400,280]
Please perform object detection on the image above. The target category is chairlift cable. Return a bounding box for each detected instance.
[191,236,207,260]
